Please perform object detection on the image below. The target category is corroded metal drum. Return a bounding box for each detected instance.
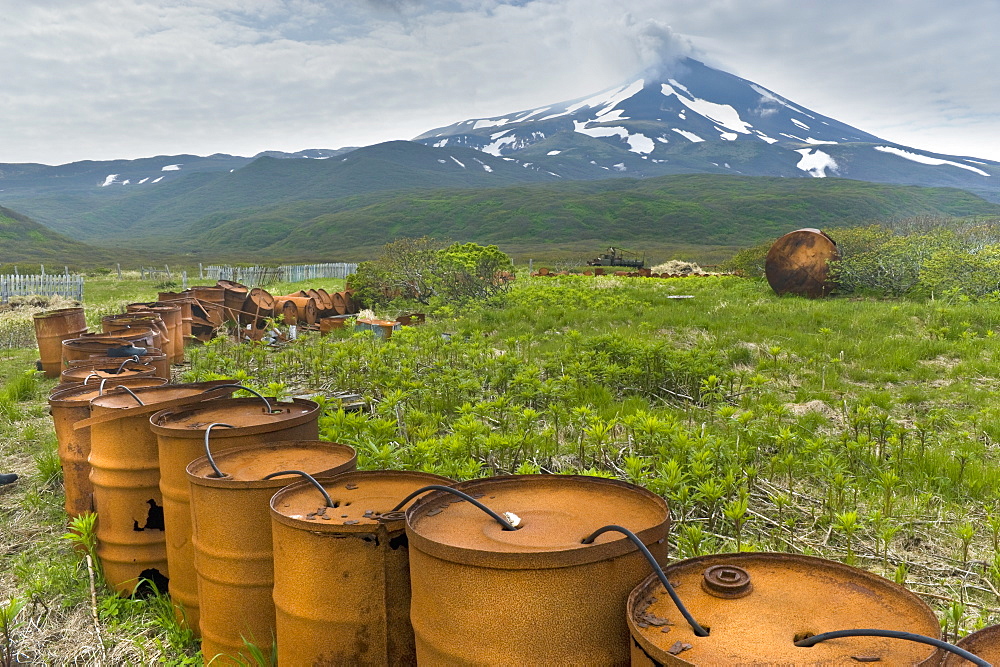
[150,397,320,634]
[85,382,239,595]
[34,308,88,378]
[47,378,167,518]
[406,475,670,665]
[158,293,195,342]
[764,228,839,298]
[241,288,274,326]
[62,333,156,365]
[59,360,159,385]
[628,552,942,665]
[943,624,1000,665]
[187,441,357,665]
[68,348,169,382]
[271,470,452,667]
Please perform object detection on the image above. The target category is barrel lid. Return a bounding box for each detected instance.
[90,381,230,411]
[271,470,452,533]
[34,307,84,320]
[628,552,941,665]
[149,396,319,437]
[406,475,669,569]
[48,377,167,405]
[945,624,1000,665]
[60,362,155,381]
[186,441,357,488]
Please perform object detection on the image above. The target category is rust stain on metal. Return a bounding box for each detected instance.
[270,470,452,667]
[765,228,840,298]
[34,307,88,378]
[627,552,942,666]
[150,397,320,634]
[406,474,669,665]
[186,441,356,664]
[943,623,1000,665]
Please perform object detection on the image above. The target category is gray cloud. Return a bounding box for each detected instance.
[0,0,997,164]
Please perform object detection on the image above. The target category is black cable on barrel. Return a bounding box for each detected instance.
[262,470,335,508]
[581,524,710,638]
[794,629,989,666]
[116,385,145,405]
[390,485,520,531]
[202,422,235,478]
[201,383,278,413]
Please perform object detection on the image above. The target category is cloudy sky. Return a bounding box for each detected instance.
[1,0,997,165]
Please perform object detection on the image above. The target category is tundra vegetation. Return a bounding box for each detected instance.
[3,227,1000,661]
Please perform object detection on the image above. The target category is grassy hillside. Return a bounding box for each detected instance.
[0,206,118,266]
[170,174,1000,261]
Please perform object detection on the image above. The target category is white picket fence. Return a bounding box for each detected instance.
[203,262,359,286]
[0,274,84,303]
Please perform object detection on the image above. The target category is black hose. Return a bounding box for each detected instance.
[114,355,140,375]
[794,629,990,666]
[201,383,278,413]
[581,524,710,638]
[390,485,520,531]
[116,385,145,405]
[202,423,235,478]
[262,470,335,508]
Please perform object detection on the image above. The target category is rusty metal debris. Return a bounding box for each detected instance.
[765,228,840,298]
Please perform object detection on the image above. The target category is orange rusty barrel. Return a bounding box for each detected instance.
[311,288,334,317]
[68,348,170,382]
[150,396,321,634]
[34,307,88,378]
[60,360,159,386]
[217,281,249,324]
[241,288,274,325]
[63,333,156,366]
[943,624,1000,665]
[83,381,240,595]
[345,288,359,314]
[271,470,452,667]
[91,323,163,354]
[319,316,351,335]
[188,441,357,664]
[270,298,299,326]
[104,312,168,344]
[48,377,167,518]
[132,305,183,364]
[331,291,348,315]
[158,293,195,342]
[275,296,318,325]
[406,474,669,665]
[189,286,226,326]
[764,228,840,298]
[628,552,942,665]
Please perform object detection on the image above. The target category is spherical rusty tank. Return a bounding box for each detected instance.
[48,378,167,518]
[187,441,357,665]
[150,397,321,634]
[764,228,840,298]
[85,382,239,595]
[59,360,159,386]
[406,474,670,665]
[270,470,453,667]
[34,307,88,377]
[241,288,274,325]
[627,552,941,665]
[943,624,1000,665]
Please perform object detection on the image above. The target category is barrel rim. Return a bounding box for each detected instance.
[186,440,358,488]
[149,396,320,437]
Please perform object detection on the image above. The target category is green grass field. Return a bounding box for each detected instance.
[3,271,1000,662]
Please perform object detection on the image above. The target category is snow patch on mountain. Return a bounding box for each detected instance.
[100,174,119,187]
[573,121,654,154]
[874,146,990,176]
[450,156,466,168]
[672,128,704,143]
[795,149,838,178]
[161,164,182,171]
[662,81,753,135]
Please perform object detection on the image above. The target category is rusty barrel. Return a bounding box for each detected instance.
[158,293,195,342]
[942,624,1000,665]
[104,313,168,349]
[188,441,357,665]
[240,288,274,326]
[764,228,840,298]
[406,474,669,665]
[275,296,318,325]
[345,289,358,313]
[150,397,321,634]
[59,360,159,386]
[331,291,348,315]
[130,305,183,364]
[86,382,239,595]
[271,298,299,326]
[628,552,942,665]
[34,307,88,378]
[319,316,351,334]
[189,286,226,326]
[221,285,249,324]
[68,348,170,382]
[63,333,155,366]
[48,378,167,518]
[311,289,334,317]
[271,470,452,666]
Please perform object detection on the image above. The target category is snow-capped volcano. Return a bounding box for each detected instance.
[415,58,999,199]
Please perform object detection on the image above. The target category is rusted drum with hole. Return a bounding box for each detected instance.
[276,296,318,325]
[69,347,170,382]
[59,361,159,386]
[222,285,249,324]
[87,382,239,595]
[628,552,941,665]
[34,308,88,377]
[241,288,274,325]
[271,470,452,667]
[406,474,669,665]
[150,397,321,634]
[188,441,357,665]
[48,377,167,518]
[942,624,1000,665]
[189,286,226,326]
[764,228,839,298]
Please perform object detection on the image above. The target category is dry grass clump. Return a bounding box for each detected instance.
[650,260,704,275]
[0,295,81,350]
